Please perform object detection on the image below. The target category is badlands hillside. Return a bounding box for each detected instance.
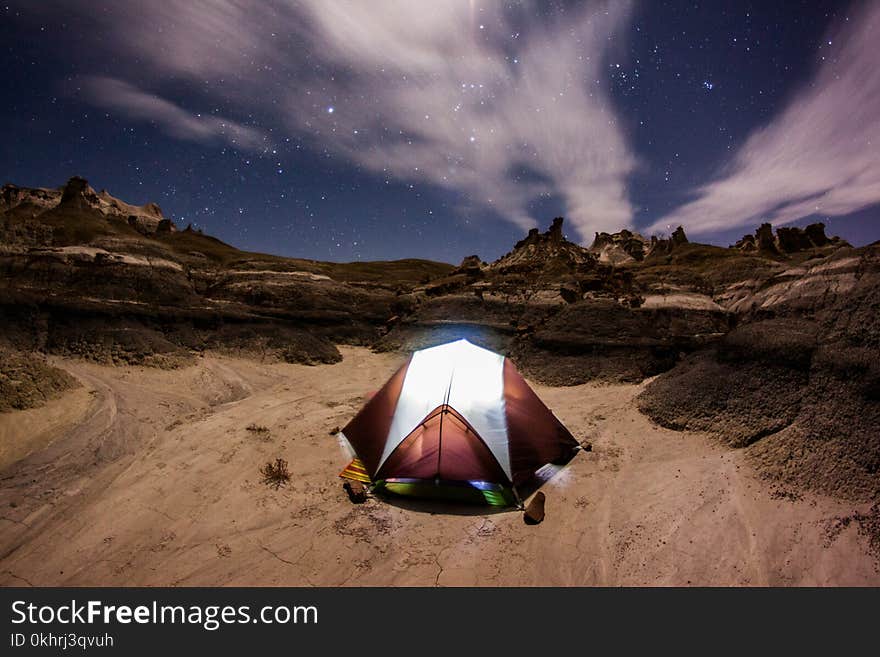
[0,178,878,585]
[1,176,452,372]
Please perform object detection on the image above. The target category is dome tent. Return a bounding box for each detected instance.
[339,339,579,505]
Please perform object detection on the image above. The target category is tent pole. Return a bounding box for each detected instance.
[435,405,445,486]
[511,485,524,510]
[436,375,454,485]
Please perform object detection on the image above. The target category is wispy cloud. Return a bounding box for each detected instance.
[652,3,880,236]
[79,76,269,152]
[51,0,638,242]
[289,1,637,238]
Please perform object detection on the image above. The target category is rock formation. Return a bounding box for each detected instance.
[591,228,650,263]
[647,225,689,257]
[2,178,873,508]
[0,177,452,367]
[454,254,483,275]
[1,183,60,213]
[734,221,846,254]
[590,225,688,263]
[1,177,173,238]
[156,218,176,234]
[492,217,596,275]
[734,233,757,252]
[59,176,101,209]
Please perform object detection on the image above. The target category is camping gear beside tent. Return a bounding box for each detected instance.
[343,480,368,504]
[339,339,578,505]
[338,457,371,484]
[523,492,546,524]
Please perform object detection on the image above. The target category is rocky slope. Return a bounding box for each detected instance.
[375,212,877,504]
[2,176,877,504]
[380,218,731,384]
[2,176,169,237]
[0,348,78,412]
[638,241,880,501]
[0,177,451,367]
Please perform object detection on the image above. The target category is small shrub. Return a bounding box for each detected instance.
[246,423,271,440]
[260,458,291,489]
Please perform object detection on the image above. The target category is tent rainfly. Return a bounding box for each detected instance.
[339,339,578,505]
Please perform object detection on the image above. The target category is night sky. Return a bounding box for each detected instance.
[2,1,879,263]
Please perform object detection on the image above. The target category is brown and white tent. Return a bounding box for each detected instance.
[340,339,578,505]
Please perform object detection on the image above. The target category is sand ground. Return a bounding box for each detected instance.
[0,346,877,586]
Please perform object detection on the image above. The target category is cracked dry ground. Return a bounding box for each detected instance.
[1,346,877,586]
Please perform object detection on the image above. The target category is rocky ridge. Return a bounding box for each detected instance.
[1,176,877,503]
[590,225,689,265]
[733,221,847,255]
[2,176,170,236]
[380,218,729,383]
[0,177,450,367]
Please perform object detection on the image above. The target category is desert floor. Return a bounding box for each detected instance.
[0,347,877,586]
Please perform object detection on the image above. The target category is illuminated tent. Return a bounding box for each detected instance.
[339,339,578,505]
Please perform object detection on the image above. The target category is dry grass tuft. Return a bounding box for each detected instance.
[260,458,290,489]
